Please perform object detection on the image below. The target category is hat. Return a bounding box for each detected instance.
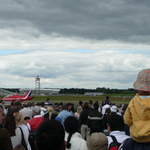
[110,105,117,113]
[20,108,33,119]
[32,106,41,114]
[133,69,150,92]
[102,104,110,115]
[87,132,108,150]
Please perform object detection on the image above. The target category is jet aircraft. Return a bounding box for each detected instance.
[1,90,32,102]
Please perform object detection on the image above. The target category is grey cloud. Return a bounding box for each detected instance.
[0,0,150,43]
[0,49,149,88]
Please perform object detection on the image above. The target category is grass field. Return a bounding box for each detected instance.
[30,94,134,104]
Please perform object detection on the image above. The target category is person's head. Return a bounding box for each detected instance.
[32,106,41,116]
[102,105,110,115]
[133,69,150,95]
[89,100,93,105]
[83,102,89,110]
[47,106,54,120]
[87,132,108,150]
[107,114,124,132]
[64,116,79,149]
[36,120,65,150]
[79,101,83,107]
[0,105,5,125]
[19,107,32,121]
[67,103,74,112]
[106,96,109,100]
[15,112,26,126]
[93,102,99,111]
[110,105,118,113]
[76,105,83,114]
[4,106,20,136]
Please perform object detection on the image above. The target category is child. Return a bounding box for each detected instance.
[124,69,150,143]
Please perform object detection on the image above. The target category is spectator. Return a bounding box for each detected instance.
[5,106,31,150]
[20,106,33,120]
[79,102,90,140]
[89,100,94,110]
[15,112,31,150]
[79,101,83,108]
[102,104,110,115]
[119,138,150,150]
[64,116,88,150]
[107,114,129,147]
[36,120,65,150]
[4,106,20,137]
[55,103,74,125]
[75,105,83,119]
[110,105,118,114]
[102,96,111,106]
[102,107,111,130]
[121,69,150,150]
[0,105,13,150]
[87,132,108,150]
[27,106,44,131]
[87,102,104,134]
[124,68,150,143]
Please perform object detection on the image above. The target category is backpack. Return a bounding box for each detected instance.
[109,135,121,150]
[26,125,37,150]
[28,131,37,150]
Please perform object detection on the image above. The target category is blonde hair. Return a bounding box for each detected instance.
[47,106,54,120]
[15,112,26,126]
[77,106,83,114]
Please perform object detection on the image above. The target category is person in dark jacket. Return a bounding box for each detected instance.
[0,105,13,150]
[119,138,150,150]
[79,102,90,140]
[101,96,111,106]
[87,102,104,134]
[36,120,65,150]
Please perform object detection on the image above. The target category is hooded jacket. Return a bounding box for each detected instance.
[124,94,150,143]
[65,132,88,150]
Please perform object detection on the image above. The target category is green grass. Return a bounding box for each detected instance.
[30,94,133,104]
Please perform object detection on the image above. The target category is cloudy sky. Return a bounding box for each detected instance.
[0,0,150,89]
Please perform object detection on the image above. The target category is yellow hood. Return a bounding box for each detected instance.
[124,94,150,142]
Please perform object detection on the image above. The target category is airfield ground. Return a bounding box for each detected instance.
[30,94,134,104]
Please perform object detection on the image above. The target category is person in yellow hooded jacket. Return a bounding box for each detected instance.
[124,68,150,143]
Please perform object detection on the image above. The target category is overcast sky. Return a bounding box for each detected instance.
[0,0,150,89]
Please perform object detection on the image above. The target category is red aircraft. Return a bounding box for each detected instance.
[1,90,32,102]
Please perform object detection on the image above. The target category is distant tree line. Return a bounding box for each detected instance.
[3,88,20,93]
[59,87,135,95]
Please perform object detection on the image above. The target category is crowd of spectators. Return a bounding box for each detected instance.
[0,68,150,150]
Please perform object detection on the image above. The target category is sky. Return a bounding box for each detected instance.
[0,0,150,89]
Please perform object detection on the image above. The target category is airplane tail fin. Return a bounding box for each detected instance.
[23,90,32,99]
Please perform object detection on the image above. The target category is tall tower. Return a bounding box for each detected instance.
[35,75,40,95]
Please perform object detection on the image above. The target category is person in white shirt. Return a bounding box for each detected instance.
[64,116,88,150]
[11,111,31,150]
[107,114,129,147]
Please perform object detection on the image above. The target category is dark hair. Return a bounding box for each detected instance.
[36,120,65,150]
[105,108,111,115]
[93,102,99,110]
[64,116,79,149]
[83,102,89,110]
[79,101,83,106]
[107,114,124,131]
[4,106,19,136]
[62,103,74,113]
